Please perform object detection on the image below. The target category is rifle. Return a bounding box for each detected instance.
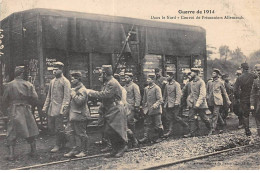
[112,25,135,74]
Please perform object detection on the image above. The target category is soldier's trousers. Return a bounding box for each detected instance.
[188,108,211,133]
[209,105,224,131]
[143,113,163,139]
[240,102,251,133]
[254,102,260,136]
[48,115,66,146]
[66,121,88,152]
[165,106,187,129]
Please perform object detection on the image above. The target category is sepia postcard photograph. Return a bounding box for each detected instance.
[0,0,260,170]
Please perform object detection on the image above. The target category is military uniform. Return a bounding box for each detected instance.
[89,66,128,157]
[250,67,260,136]
[3,66,39,160]
[64,79,91,157]
[187,75,212,136]
[163,80,188,136]
[124,79,141,147]
[43,63,71,150]
[234,65,256,136]
[141,83,164,142]
[207,77,231,132]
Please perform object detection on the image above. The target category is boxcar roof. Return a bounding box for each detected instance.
[1,8,205,33]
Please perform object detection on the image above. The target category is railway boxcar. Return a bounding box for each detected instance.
[0,8,206,128]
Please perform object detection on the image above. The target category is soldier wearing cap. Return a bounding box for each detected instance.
[250,64,260,137]
[88,65,128,158]
[3,66,39,160]
[139,73,164,143]
[234,62,257,136]
[64,71,91,158]
[124,72,141,147]
[154,68,167,94]
[42,62,71,152]
[206,69,231,134]
[184,68,212,137]
[163,72,188,137]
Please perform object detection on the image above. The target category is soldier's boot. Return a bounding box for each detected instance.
[245,128,252,136]
[29,140,37,157]
[128,130,139,148]
[114,143,128,158]
[64,147,79,157]
[138,128,149,144]
[257,128,260,137]
[7,146,15,161]
[154,128,164,143]
[163,122,173,138]
[238,117,244,129]
[75,137,88,158]
[101,140,112,152]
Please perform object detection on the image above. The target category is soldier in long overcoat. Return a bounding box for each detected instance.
[234,63,257,136]
[3,66,39,160]
[42,62,71,152]
[88,65,128,158]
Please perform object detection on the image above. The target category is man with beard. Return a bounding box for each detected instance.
[207,69,231,134]
[88,65,128,158]
[234,63,257,136]
[42,62,71,152]
[163,72,188,137]
[139,74,164,143]
[124,72,141,148]
[64,72,90,158]
[184,68,212,137]
[250,64,260,137]
[3,66,39,160]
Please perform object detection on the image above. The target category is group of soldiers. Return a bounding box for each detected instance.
[2,61,260,160]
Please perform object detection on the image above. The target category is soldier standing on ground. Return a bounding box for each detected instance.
[88,65,128,158]
[42,62,71,152]
[3,66,39,160]
[64,72,90,158]
[234,63,257,136]
[184,68,212,137]
[139,74,164,143]
[163,72,188,137]
[207,69,231,134]
[250,64,260,137]
[233,70,243,129]
[124,72,141,148]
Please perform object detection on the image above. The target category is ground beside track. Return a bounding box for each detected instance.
[0,113,259,170]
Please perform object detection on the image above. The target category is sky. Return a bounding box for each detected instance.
[0,0,260,58]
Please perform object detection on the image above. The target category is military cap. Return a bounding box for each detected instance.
[191,68,201,73]
[254,64,260,71]
[154,68,161,73]
[125,72,133,77]
[114,73,120,81]
[236,70,242,75]
[14,66,25,76]
[187,72,192,75]
[147,73,156,78]
[213,68,222,76]
[71,71,82,79]
[53,62,64,68]
[241,62,249,70]
[167,71,175,77]
[101,65,113,75]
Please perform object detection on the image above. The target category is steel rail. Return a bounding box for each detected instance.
[141,143,256,170]
[12,147,143,170]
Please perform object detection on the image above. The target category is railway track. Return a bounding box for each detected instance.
[12,142,257,170]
